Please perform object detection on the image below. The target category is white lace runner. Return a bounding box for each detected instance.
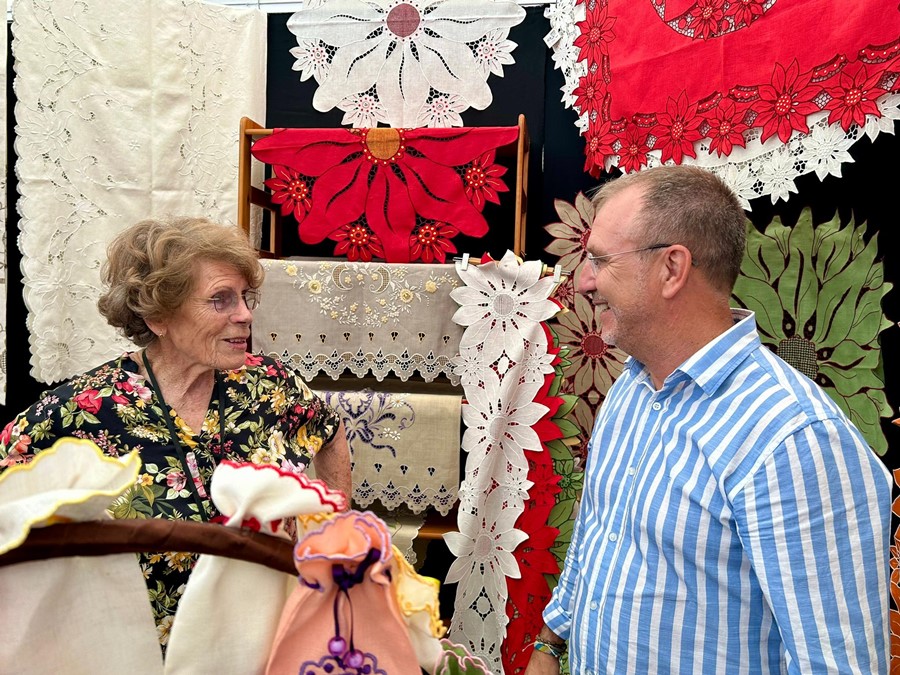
[286,0,526,127]
[0,0,7,403]
[443,251,561,673]
[12,0,266,384]
[254,259,463,384]
[317,388,461,516]
[544,2,900,208]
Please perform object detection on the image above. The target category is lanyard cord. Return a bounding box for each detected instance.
[141,350,226,522]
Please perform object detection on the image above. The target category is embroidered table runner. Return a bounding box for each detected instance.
[316,388,461,516]
[255,259,463,383]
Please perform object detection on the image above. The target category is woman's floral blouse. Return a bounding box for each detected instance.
[0,352,340,648]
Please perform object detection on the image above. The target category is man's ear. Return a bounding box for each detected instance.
[659,245,692,299]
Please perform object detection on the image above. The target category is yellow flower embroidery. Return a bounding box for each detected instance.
[285,263,298,276]
[425,280,437,293]
[399,288,415,303]
[308,279,323,294]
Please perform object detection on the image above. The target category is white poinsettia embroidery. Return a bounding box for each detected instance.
[461,368,545,473]
[451,252,559,363]
[287,0,525,128]
[444,488,528,600]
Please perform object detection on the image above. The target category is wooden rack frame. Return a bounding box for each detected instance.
[237,115,530,259]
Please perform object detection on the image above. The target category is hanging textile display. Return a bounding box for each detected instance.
[891,468,900,674]
[732,209,893,455]
[12,0,266,384]
[544,192,628,465]
[251,126,518,262]
[0,0,7,403]
[317,389,462,515]
[254,259,463,383]
[285,0,526,128]
[544,1,900,206]
[0,440,164,673]
[444,251,562,673]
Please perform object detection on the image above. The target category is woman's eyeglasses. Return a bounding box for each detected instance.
[197,289,261,313]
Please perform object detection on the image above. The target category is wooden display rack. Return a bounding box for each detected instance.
[237,115,530,258]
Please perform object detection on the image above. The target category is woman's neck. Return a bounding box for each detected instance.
[139,343,216,428]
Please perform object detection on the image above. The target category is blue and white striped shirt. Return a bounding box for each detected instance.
[544,310,891,674]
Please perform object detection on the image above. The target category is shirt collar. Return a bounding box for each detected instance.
[624,309,760,395]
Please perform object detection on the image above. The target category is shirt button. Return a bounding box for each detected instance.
[652,402,662,411]
[590,601,598,610]
[608,532,618,542]
[627,466,636,476]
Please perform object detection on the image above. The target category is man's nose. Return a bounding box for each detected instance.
[576,261,596,295]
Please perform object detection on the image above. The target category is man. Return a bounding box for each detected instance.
[525,166,891,674]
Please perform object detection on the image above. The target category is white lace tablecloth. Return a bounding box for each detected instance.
[0,0,7,403]
[255,259,463,383]
[316,388,461,516]
[12,0,266,384]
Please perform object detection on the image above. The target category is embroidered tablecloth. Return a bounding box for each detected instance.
[12,0,266,384]
[254,259,463,383]
[316,388,462,516]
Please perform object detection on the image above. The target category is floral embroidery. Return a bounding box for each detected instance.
[618,124,650,174]
[651,91,703,163]
[409,222,459,264]
[252,127,518,262]
[573,4,616,64]
[825,65,887,132]
[286,0,525,127]
[688,0,725,40]
[704,99,749,157]
[265,165,313,223]
[753,59,821,143]
[732,209,892,455]
[725,0,766,28]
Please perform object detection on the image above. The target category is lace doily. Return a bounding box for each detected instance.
[12,0,266,384]
[544,0,900,207]
[0,0,7,404]
[443,252,562,673]
[317,389,461,516]
[254,259,463,384]
[286,0,525,128]
[251,126,518,262]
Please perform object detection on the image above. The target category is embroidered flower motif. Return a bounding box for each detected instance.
[444,488,529,599]
[688,0,725,40]
[252,127,517,261]
[340,91,389,128]
[798,122,854,181]
[463,150,509,211]
[573,4,616,64]
[753,59,821,143]
[824,65,886,132]
[451,251,560,364]
[732,210,892,454]
[417,92,467,128]
[617,124,650,173]
[473,29,517,77]
[651,91,703,163]
[724,0,765,28]
[573,68,604,116]
[289,39,331,83]
[704,99,749,157]
[758,150,798,204]
[409,221,459,263]
[583,119,617,177]
[265,165,313,223]
[460,369,546,472]
[544,191,595,275]
[287,0,525,127]
[553,293,627,404]
[331,222,386,262]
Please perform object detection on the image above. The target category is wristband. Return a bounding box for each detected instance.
[533,639,566,660]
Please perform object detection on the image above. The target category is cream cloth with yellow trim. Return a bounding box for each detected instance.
[0,439,163,675]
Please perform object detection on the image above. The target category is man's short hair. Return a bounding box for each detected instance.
[591,166,747,293]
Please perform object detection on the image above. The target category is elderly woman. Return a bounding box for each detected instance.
[0,216,351,646]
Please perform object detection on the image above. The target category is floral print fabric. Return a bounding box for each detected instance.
[0,352,340,646]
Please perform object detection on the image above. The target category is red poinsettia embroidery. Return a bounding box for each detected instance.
[583,119,617,177]
[824,65,887,132]
[251,126,518,261]
[617,124,650,173]
[573,68,604,116]
[409,221,459,263]
[704,99,749,157]
[651,91,703,163]
[689,0,725,40]
[463,150,509,211]
[574,4,616,64]
[753,59,821,143]
[264,165,313,223]
[331,222,385,262]
[724,0,765,28]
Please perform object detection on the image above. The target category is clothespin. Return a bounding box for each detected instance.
[455,253,470,271]
[552,264,562,283]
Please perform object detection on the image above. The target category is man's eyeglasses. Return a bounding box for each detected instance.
[197,289,261,313]
[585,244,672,274]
